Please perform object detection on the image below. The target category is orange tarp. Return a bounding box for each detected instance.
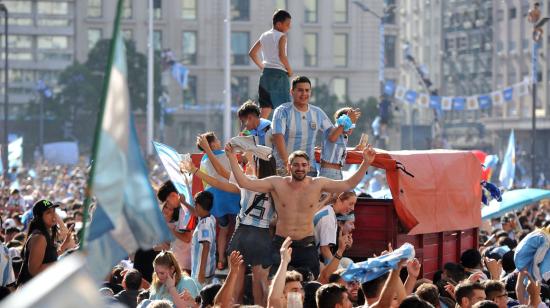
[316,149,483,235]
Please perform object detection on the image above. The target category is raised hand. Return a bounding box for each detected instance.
[467,271,484,283]
[228,250,244,271]
[224,143,235,155]
[280,237,293,264]
[484,257,502,279]
[363,144,376,165]
[197,135,211,152]
[349,109,361,123]
[407,258,421,279]
[180,159,197,174]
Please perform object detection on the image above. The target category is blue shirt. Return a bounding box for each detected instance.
[191,215,217,281]
[321,127,349,166]
[272,103,333,169]
[249,118,273,148]
[149,275,199,303]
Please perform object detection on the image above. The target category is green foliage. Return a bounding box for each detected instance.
[310,84,379,145]
[24,38,164,152]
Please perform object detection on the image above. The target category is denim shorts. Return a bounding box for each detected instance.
[318,167,343,180]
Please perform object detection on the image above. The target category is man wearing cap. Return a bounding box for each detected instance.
[500,214,517,241]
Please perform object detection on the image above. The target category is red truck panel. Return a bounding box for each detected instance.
[347,198,478,279]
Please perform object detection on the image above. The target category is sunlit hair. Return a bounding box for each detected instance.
[338,191,356,202]
[288,150,310,164]
[151,251,183,290]
[333,107,353,122]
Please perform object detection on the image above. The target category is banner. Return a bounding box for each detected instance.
[466,96,479,111]
[441,97,452,111]
[405,90,417,104]
[387,80,529,111]
[43,142,79,165]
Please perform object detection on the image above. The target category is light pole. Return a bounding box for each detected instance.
[531,16,549,187]
[223,0,231,142]
[146,0,154,156]
[353,1,395,147]
[0,4,7,174]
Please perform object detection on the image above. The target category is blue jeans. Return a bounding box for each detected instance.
[318,167,343,180]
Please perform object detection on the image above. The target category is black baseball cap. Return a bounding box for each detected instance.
[32,200,58,217]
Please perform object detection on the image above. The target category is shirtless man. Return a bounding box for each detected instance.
[225,143,376,278]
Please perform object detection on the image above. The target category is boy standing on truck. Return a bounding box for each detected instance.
[249,10,293,119]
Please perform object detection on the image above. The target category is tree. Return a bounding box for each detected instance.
[26,38,165,152]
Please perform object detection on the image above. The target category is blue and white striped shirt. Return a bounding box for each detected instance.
[230,173,275,229]
[0,244,15,287]
[272,103,333,168]
[313,205,337,247]
[191,215,217,281]
[321,127,349,166]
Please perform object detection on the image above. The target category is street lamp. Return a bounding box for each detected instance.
[0,4,7,175]
[530,16,549,187]
[353,1,396,148]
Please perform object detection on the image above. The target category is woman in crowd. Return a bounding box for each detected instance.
[149,250,199,305]
[17,199,75,286]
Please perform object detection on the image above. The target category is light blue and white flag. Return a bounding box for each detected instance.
[341,243,415,283]
[84,0,172,282]
[171,62,189,89]
[153,141,195,231]
[499,130,516,189]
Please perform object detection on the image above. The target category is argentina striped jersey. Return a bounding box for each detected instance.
[230,173,274,228]
[321,127,349,166]
[272,103,333,168]
[191,215,217,281]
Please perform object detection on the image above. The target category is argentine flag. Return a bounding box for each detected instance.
[83,0,172,282]
[499,130,515,190]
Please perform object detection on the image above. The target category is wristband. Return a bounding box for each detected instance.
[193,168,198,175]
[334,253,343,260]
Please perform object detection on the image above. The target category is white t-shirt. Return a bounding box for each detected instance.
[313,205,337,247]
[191,215,217,280]
[259,29,286,71]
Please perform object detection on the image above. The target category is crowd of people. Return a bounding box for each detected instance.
[0,8,548,308]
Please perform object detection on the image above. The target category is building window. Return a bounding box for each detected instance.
[154,0,162,19]
[384,35,396,68]
[88,29,102,50]
[304,0,318,23]
[37,2,69,15]
[8,35,32,49]
[183,75,197,105]
[334,0,347,23]
[2,1,32,14]
[37,19,70,27]
[231,76,249,105]
[38,36,68,49]
[333,34,348,67]
[181,0,197,20]
[275,0,287,9]
[304,33,318,67]
[333,78,347,103]
[122,29,133,41]
[88,0,102,18]
[231,32,249,65]
[383,0,396,24]
[231,0,250,21]
[309,77,318,102]
[182,31,197,65]
[122,1,132,19]
[153,30,162,50]
[509,7,516,19]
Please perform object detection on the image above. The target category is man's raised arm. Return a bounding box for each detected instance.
[320,145,376,193]
[225,144,275,193]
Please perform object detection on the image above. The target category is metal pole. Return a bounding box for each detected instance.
[146,0,154,155]
[40,95,44,156]
[0,6,7,175]
[223,0,231,142]
[532,76,537,187]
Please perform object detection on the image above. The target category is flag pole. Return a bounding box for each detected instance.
[79,0,125,249]
[223,0,231,142]
[147,0,154,156]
